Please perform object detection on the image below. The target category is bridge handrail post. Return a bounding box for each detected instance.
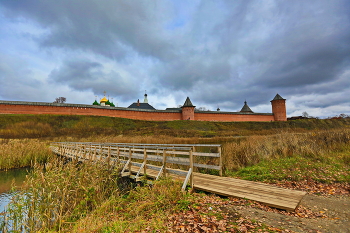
[107,146,111,169]
[128,147,132,172]
[88,143,92,161]
[218,146,222,176]
[99,144,103,162]
[116,146,120,164]
[143,148,147,177]
[93,146,96,161]
[189,148,194,189]
[162,149,167,177]
[75,143,78,162]
[192,146,196,173]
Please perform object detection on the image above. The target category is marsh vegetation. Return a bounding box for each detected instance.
[0,115,349,232]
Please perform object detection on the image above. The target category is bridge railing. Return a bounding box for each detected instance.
[50,142,222,191]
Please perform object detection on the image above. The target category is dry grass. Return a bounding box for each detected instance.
[222,128,350,171]
[0,139,52,170]
[1,159,121,232]
[1,117,349,232]
[0,158,189,232]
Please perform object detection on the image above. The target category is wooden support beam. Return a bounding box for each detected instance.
[189,149,194,189]
[162,150,167,178]
[143,148,147,177]
[182,168,192,191]
[218,146,222,176]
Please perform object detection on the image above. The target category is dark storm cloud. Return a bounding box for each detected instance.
[0,54,45,100]
[1,0,349,116]
[156,0,350,109]
[49,60,138,99]
[0,0,174,60]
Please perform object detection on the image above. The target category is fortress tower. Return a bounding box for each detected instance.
[271,94,287,121]
[181,97,195,120]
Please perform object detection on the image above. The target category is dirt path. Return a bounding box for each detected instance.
[231,194,350,233]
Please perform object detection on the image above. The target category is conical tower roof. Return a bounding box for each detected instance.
[272,93,285,101]
[182,97,195,108]
[240,101,253,113]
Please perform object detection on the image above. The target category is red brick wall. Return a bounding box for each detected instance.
[0,104,182,121]
[194,112,274,122]
[0,103,275,122]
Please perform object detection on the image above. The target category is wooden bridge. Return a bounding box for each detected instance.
[50,142,306,211]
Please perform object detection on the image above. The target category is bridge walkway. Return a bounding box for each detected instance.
[50,142,306,211]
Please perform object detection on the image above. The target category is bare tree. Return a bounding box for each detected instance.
[196,107,209,111]
[338,113,349,118]
[53,97,66,103]
[302,111,309,118]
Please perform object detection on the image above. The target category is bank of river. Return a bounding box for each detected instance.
[0,168,29,213]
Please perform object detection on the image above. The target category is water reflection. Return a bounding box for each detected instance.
[0,168,29,213]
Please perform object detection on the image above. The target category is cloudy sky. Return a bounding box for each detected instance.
[0,0,349,118]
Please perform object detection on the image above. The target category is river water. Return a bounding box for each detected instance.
[0,168,29,214]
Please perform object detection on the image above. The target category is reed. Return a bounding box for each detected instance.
[71,178,189,232]
[0,159,121,232]
[0,158,189,232]
[0,139,52,170]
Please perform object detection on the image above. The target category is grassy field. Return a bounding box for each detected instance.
[0,114,349,232]
[0,114,349,139]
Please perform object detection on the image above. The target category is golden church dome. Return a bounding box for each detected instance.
[100,96,108,103]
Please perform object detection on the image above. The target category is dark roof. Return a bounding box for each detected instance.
[272,93,285,101]
[240,101,253,113]
[182,97,195,107]
[128,102,156,110]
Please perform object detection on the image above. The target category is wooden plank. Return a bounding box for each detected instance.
[194,178,301,204]
[165,168,188,177]
[193,176,305,210]
[194,182,301,211]
[194,174,307,196]
[193,152,220,157]
[166,156,190,166]
[194,177,305,202]
[193,163,220,170]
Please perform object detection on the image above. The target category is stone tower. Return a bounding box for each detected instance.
[271,94,287,121]
[181,97,195,120]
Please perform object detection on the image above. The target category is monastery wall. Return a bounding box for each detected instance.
[0,100,283,122]
[194,112,274,122]
[0,102,182,121]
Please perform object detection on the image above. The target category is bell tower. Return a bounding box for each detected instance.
[271,94,287,121]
